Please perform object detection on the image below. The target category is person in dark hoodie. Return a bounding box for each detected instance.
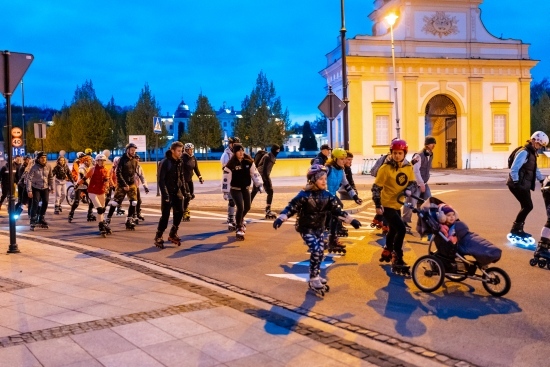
[311,144,331,166]
[251,144,280,218]
[182,142,203,222]
[154,141,187,248]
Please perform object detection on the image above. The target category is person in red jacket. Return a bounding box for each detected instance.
[85,154,111,236]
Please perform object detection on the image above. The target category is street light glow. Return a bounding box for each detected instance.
[385,13,398,26]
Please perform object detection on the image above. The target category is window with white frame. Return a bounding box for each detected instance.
[493,114,506,143]
[375,115,390,145]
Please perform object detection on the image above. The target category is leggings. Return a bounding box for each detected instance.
[230,188,251,227]
[301,233,325,278]
[382,207,406,257]
[54,179,67,207]
[70,188,93,215]
[509,186,533,224]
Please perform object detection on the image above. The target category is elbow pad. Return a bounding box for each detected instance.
[372,183,383,208]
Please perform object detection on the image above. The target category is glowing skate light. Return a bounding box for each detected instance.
[506,233,536,249]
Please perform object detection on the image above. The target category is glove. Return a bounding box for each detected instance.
[258,185,264,194]
[353,195,362,205]
[144,186,150,194]
[273,218,283,229]
[350,219,361,229]
[199,176,204,184]
[223,193,229,201]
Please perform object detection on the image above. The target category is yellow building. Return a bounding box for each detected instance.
[321,0,537,169]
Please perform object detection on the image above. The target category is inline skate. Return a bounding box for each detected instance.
[125,218,136,231]
[87,212,97,222]
[98,221,108,238]
[29,216,37,231]
[154,231,165,249]
[370,214,384,229]
[265,206,277,220]
[326,235,346,254]
[227,207,236,231]
[168,225,181,246]
[530,237,550,269]
[36,215,49,229]
[54,205,60,215]
[404,222,413,235]
[507,221,535,246]
[103,218,113,235]
[391,252,410,276]
[58,205,63,213]
[235,226,245,241]
[183,208,190,222]
[136,212,145,221]
[336,222,349,237]
[68,211,74,223]
[308,276,330,296]
[379,248,392,263]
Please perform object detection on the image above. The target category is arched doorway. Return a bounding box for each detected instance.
[425,95,458,168]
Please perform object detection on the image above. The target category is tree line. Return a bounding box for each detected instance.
[2,71,291,156]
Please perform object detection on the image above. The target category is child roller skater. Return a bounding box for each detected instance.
[84,154,112,237]
[371,139,417,275]
[222,143,263,241]
[273,165,361,296]
[182,143,203,222]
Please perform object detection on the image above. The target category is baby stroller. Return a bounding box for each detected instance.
[407,195,511,297]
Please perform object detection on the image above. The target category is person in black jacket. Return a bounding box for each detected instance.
[0,162,12,211]
[273,164,361,295]
[182,143,203,221]
[154,141,187,248]
[507,131,548,241]
[311,144,331,166]
[251,144,279,218]
[106,143,139,230]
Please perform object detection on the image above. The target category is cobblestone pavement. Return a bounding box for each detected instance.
[0,232,470,367]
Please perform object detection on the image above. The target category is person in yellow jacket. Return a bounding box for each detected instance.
[371,139,417,274]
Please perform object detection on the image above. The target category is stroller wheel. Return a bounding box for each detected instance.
[412,255,445,293]
[529,258,537,267]
[482,267,511,297]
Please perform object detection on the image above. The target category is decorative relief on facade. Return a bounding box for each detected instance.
[422,12,459,38]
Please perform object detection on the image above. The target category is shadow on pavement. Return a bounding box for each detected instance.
[167,237,238,259]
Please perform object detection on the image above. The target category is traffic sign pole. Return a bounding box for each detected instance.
[153,117,161,196]
[318,86,345,149]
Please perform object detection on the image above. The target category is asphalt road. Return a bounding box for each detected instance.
[2,181,549,367]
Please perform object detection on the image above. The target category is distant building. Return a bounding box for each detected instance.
[283,134,329,152]
[217,102,241,139]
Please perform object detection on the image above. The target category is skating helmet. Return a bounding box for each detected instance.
[76,152,85,159]
[331,147,347,159]
[228,137,240,144]
[84,148,93,155]
[95,154,107,161]
[125,142,138,150]
[390,139,408,154]
[307,164,328,183]
[80,155,92,165]
[184,143,195,150]
[113,156,120,166]
[531,131,549,147]
[35,151,46,159]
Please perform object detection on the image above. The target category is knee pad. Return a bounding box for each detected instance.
[97,207,105,214]
[108,200,118,207]
[130,201,137,206]
[228,199,235,207]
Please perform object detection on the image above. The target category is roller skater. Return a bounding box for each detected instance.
[371,139,417,276]
[308,276,330,297]
[235,226,245,241]
[507,131,548,245]
[27,151,54,231]
[68,154,94,223]
[531,178,550,269]
[273,164,361,296]
[133,155,149,223]
[222,143,264,240]
[220,137,240,232]
[168,225,181,246]
[155,142,187,248]
[84,154,111,237]
[52,156,73,215]
[325,148,362,246]
[182,143,203,223]
[251,144,280,220]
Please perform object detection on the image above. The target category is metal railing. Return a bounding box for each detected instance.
[361,158,379,175]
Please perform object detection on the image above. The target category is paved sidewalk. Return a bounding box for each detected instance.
[0,233,452,367]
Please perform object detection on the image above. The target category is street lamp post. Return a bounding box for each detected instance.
[340,0,350,150]
[385,13,400,139]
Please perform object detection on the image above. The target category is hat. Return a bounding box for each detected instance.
[232,143,245,154]
[270,144,280,153]
[425,136,437,145]
[437,204,458,223]
[35,151,46,159]
[441,205,455,215]
[320,144,331,151]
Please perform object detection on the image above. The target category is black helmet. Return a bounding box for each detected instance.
[228,137,241,144]
[125,143,138,150]
[35,151,46,159]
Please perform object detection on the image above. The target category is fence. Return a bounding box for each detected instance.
[361,158,379,175]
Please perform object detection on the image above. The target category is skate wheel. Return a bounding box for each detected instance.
[527,237,536,245]
[324,285,330,292]
[529,258,538,266]
[538,259,547,268]
[370,223,376,228]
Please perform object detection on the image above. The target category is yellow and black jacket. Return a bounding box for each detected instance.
[372,159,417,210]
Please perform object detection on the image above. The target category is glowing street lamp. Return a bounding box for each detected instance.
[385,13,400,139]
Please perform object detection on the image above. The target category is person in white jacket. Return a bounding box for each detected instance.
[220,137,240,228]
[221,143,263,240]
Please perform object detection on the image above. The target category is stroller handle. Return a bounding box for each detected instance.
[397,192,425,207]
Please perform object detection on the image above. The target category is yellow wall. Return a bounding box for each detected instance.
[138,159,313,184]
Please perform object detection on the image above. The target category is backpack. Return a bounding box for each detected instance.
[507,146,523,169]
[254,150,268,168]
[370,154,388,177]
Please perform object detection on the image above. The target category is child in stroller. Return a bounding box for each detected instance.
[411,197,510,297]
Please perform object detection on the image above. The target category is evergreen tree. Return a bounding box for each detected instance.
[531,92,550,134]
[182,93,223,158]
[299,121,318,151]
[311,115,328,134]
[106,96,128,149]
[69,80,114,152]
[48,104,72,153]
[235,71,290,149]
[126,83,167,155]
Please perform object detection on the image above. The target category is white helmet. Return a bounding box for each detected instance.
[184,143,194,150]
[95,154,107,161]
[531,131,549,147]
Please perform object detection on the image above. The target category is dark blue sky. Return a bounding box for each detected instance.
[3,1,549,123]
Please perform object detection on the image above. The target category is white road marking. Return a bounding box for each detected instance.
[266,273,309,282]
